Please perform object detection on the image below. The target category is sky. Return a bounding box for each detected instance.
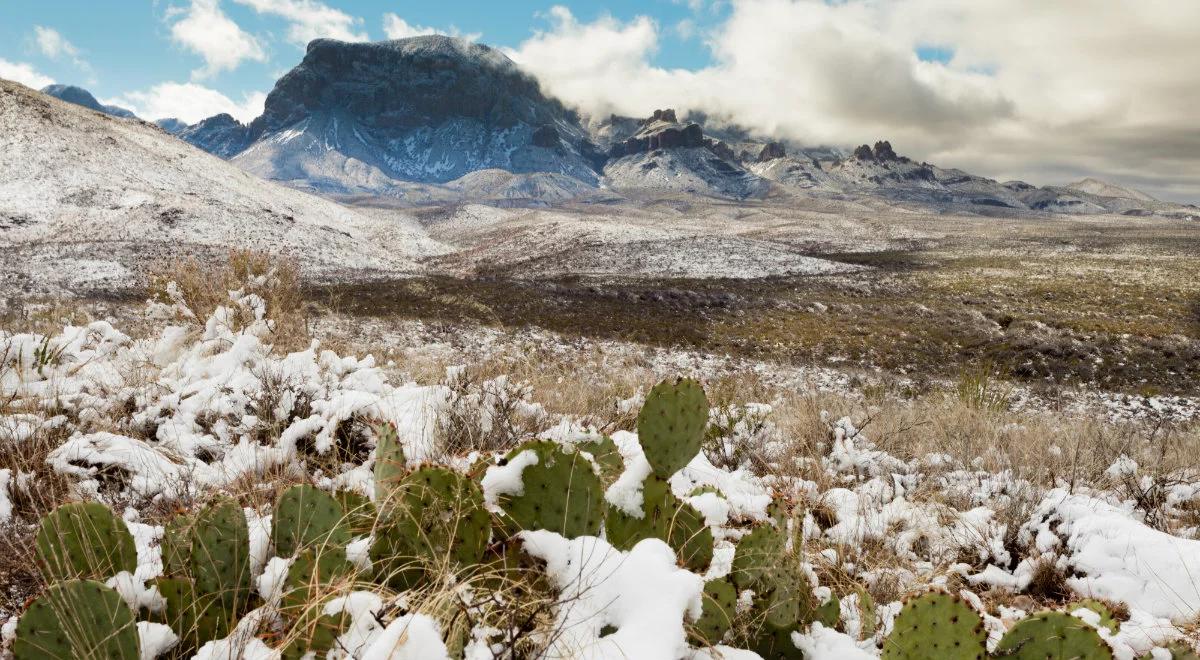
[1,0,1198,203]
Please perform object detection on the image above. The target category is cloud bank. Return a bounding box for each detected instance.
[508,0,1200,202]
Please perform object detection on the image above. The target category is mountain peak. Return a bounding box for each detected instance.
[41,84,136,119]
[1065,177,1156,202]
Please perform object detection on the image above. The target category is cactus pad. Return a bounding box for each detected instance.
[160,513,195,578]
[34,501,137,581]
[881,591,986,660]
[690,578,738,646]
[13,579,139,660]
[637,378,709,477]
[577,435,624,485]
[730,522,785,589]
[282,547,355,614]
[272,484,351,558]
[372,466,490,589]
[373,421,407,507]
[190,498,253,611]
[1072,598,1119,634]
[496,440,604,539]
[995,611,1113,659]
[605,475,714,572]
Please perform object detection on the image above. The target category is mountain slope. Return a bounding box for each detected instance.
[215,36,600,195]
[0,80,444,294]
[41,84,136,119]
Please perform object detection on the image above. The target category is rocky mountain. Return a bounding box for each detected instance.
[173,36,602,196]
[40,84,136,119]
[598,109,768,199]
[0,79,444,295]
[154,117,189,134]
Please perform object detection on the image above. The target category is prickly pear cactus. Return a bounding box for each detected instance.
[758,562,818,629]
[34,501,138,581]
[190,497,253,612]
[282,547,356,614]
[605,475,714,572]
[496,440,604,539]
[160,513,195,578]
[749,621,805,660]
[334,490,378,536]
[690,578,738,646]
[577,434,624,485]
[372,466,491,589]
[638,378,709,477]
[730,522,785,589]
[1072,598,1119,634]
[373,421,407,506]
[995,611,1113,659]
[881,591,987,660]
[282,610,348,660]
[12,579,139,660]
[273,484,351,558]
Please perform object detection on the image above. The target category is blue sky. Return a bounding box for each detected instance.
[0,1,728,115]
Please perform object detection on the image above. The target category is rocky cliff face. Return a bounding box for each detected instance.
[40,84,136,119]
[177,114,253,159]
[221,36,600,192]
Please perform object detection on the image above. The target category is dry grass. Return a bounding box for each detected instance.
[147,248,307,351]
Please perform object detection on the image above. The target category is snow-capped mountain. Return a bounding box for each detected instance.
[40,83,136,119]
[176,36,603,196]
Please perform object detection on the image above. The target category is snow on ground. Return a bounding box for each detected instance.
[2,290,1200,658]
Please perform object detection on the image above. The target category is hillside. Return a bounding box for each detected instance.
[0,79,445,295]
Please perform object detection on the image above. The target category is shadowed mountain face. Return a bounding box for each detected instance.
[41,84,136,119]
[211,36,601,194]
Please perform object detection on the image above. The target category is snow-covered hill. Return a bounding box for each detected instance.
[0,79,446,295]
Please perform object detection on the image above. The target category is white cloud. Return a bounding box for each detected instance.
[233,0,368,46]
[34,26,79,60]
[508,0,1200,202]
[0,59,54,89]
[115,82,266,124]
[169,0,267,79]
[381,13,481,42]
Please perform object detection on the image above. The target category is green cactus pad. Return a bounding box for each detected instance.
[497,440,604,539]
[160,513,195,578]
[749,621,805,660]
[881,591,986,660]
[334,490,378,536]
[759,562,818,629]
[372,466,491,589]
[282,611,348,660]
[34,501,138,582]
[995,611,1113,659]
[190,498,253,611]
[153,576,231,652]
[282,547,355,614]
[13,579,139,660]
[373,422,407,507]
[730,522,785,590]
[577,435,624,485]
[637,378,709,477]
[272,484,351,558]
[854,587,877,639]
[605,475,714,572]
[690,578,738,647]
[1072,598,1119,634]
[815,593,841,628]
